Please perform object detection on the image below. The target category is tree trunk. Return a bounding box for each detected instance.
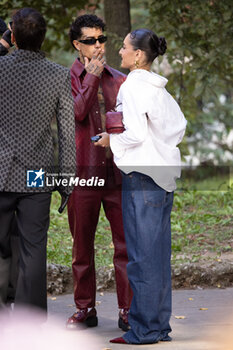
[104,0,131,72]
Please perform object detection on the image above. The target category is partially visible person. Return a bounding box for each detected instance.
[0,17,19,307]
[0,17,10,55]
[6,219,19,305]
[66,14,132,331]
[0,17,14,55]
[96,29,187,344]
[0,8,76,313]
[0,17,7,33]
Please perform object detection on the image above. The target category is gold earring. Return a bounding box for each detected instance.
[135,60,139,69]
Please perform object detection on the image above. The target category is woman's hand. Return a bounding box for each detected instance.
[94,132,110,147]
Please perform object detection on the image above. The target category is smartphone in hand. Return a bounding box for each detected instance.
[90,135,102,143]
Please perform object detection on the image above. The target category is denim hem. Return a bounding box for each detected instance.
[123,331,161,345]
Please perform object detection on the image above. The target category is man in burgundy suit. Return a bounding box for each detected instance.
[66,14,132,330]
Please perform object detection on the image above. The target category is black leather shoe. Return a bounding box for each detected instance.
[66,307,98,329]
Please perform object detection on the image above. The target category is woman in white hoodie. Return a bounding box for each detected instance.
[95,29,187,345]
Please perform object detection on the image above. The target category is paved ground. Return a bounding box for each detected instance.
[47,288,233,350]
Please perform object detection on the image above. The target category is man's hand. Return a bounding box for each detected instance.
[85,49,105,77]
[94,132,110,147]
[1,29,13,49]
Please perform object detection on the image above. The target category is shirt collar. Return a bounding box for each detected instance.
[72,58,113,77]
[11,49,45,60]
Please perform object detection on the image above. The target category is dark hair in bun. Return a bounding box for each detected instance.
[129,28,167,63]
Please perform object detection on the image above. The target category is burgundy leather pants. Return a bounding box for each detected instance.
[67,186,133,309]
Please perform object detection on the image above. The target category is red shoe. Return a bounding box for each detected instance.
[118,308,131,331]
[66,307,98,329]
[110,337,127,344]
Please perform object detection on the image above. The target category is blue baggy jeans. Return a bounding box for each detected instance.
[121,172,174,344]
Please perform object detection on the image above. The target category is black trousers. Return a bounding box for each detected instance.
[7,217,20,303]
[0,192,51,311]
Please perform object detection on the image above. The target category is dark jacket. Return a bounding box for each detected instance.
[70,58,125,183]
[0,49,76,194]
[0,42,8,56]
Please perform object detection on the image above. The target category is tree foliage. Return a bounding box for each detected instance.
[149,0,232,106]
[130,0,149,29]
[149,0,233,163]
[0,0,88,52]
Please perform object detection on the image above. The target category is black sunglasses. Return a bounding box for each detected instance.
[78,35,107,45]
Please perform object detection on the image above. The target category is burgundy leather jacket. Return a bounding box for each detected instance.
[70,58,126,184]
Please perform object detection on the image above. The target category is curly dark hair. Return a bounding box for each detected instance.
[69,14,105,48]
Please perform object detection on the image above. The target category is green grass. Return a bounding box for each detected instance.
[171,189,233,265]
[47,177,233,268]
[47,194,72,266]
[47,193,115,268]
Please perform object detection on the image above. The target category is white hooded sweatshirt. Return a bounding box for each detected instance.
[110,69,187,192]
